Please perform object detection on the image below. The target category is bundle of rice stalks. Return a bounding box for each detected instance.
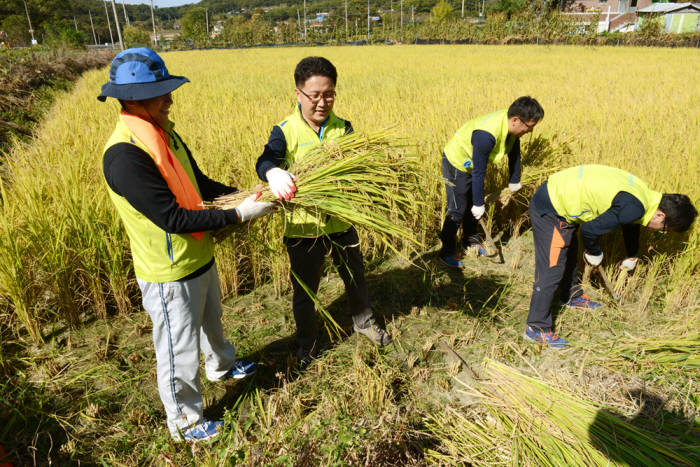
[208,129,431,258]
[424,360,696,466]
[611,335,700,370]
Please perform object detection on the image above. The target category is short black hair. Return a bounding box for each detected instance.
[294,57,337,87]
[507,96,544,122]
[659,194,697,232]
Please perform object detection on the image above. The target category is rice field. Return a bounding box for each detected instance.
[0,45,698,464]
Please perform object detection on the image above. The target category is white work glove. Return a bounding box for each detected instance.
[584,252,604,267]
[508,182,522,192]
[266,167,297,200]
[234,193,276,222]
[471,204,485,220]
[619,257,638,271]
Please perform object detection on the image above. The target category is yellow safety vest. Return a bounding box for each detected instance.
[444,109,515,173]
[103,117,214,283]
[278,105,351,238]
[547,165,662,226]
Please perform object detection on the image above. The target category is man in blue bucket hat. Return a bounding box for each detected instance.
[99,48,276,442]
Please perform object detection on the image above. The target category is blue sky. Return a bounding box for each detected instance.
[122,0,200,7]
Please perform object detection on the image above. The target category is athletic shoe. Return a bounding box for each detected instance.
[523,326,569,349]
[465,235,488,257]
[224,360,257,379]
[354,319,392,346]
[562,294,602,310]
[182,420,223,442]
[439,254,464,269]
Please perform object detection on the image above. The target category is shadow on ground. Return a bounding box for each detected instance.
[589,389,700,465]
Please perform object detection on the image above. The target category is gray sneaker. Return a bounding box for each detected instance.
[353,320,392,346]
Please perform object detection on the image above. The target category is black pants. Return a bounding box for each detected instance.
[526,201,583,331]
[439,153,479,256]
[285,227,373,357]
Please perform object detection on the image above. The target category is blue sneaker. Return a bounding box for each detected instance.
[224,360,257,379]
[466,236,488,257]
[439,254,463,269]
[563,294,602,310]
[523,326,569,349]
[182,420,223,442]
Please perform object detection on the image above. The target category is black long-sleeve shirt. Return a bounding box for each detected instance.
[532,182,644,257]
[470,129,521,207]
[256,120,354,181]
[103,130,240,234]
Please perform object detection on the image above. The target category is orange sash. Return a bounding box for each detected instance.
[120,110,204,240]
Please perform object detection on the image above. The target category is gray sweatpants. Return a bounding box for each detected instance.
[137,263,237,439]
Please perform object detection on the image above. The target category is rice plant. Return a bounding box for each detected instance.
[425,359,697,466]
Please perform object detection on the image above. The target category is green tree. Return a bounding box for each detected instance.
[43,22,87,48]
[1,14,31,46]
[123,25,151,47]
[431,0,453,22]
[180,7,208,42]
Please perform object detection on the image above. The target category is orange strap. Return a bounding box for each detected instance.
[121,111,204,240]
[549,226,566,268]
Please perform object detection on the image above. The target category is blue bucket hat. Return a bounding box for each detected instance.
[97,47,189,102]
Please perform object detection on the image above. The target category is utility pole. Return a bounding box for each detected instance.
[205,8,209,35]
[110,0,124,50]
[89,10,97,45]
[104,1,115,47]
[303,0,307,42]
[390,0,393,32]
[367,0,370,41]
[150,0,158,48]
[121,0,130,26]
[400,0,403,31]
[461,0,465,18]
[344,0,348,41]
[411,5,414,24]
[22,0,36,45]
[297,8,302,41]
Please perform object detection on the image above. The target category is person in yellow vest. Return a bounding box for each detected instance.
[255,56,391,367]
[524,164,697,348]
[440,96,544,268]
[99,48,276,441]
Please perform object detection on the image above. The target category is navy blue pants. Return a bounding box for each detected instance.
[285,227,373,358]
[439,153,479,256]
[526,200,583,331]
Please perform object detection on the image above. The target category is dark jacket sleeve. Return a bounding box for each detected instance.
[470,130,496,207]
[580,191,645,256]
[172,131,237,201]
[256,126,287,181]
[508,138,521,184]
[103,142,240,234]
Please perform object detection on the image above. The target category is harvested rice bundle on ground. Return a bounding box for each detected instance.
[209,129,431,257]
[425,360,696,466]
[612,335,700,370]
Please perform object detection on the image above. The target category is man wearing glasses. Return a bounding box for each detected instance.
[523,164,697,348]
[439,96,544,268]
[256,56,391,368]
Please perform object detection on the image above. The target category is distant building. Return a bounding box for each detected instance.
[637,3,700,32]
[565,0,654,31]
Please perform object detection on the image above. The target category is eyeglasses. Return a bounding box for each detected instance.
[297,88,336,104]
[519,117,537,131]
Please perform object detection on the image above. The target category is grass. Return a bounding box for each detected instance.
[0,45,698,463]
